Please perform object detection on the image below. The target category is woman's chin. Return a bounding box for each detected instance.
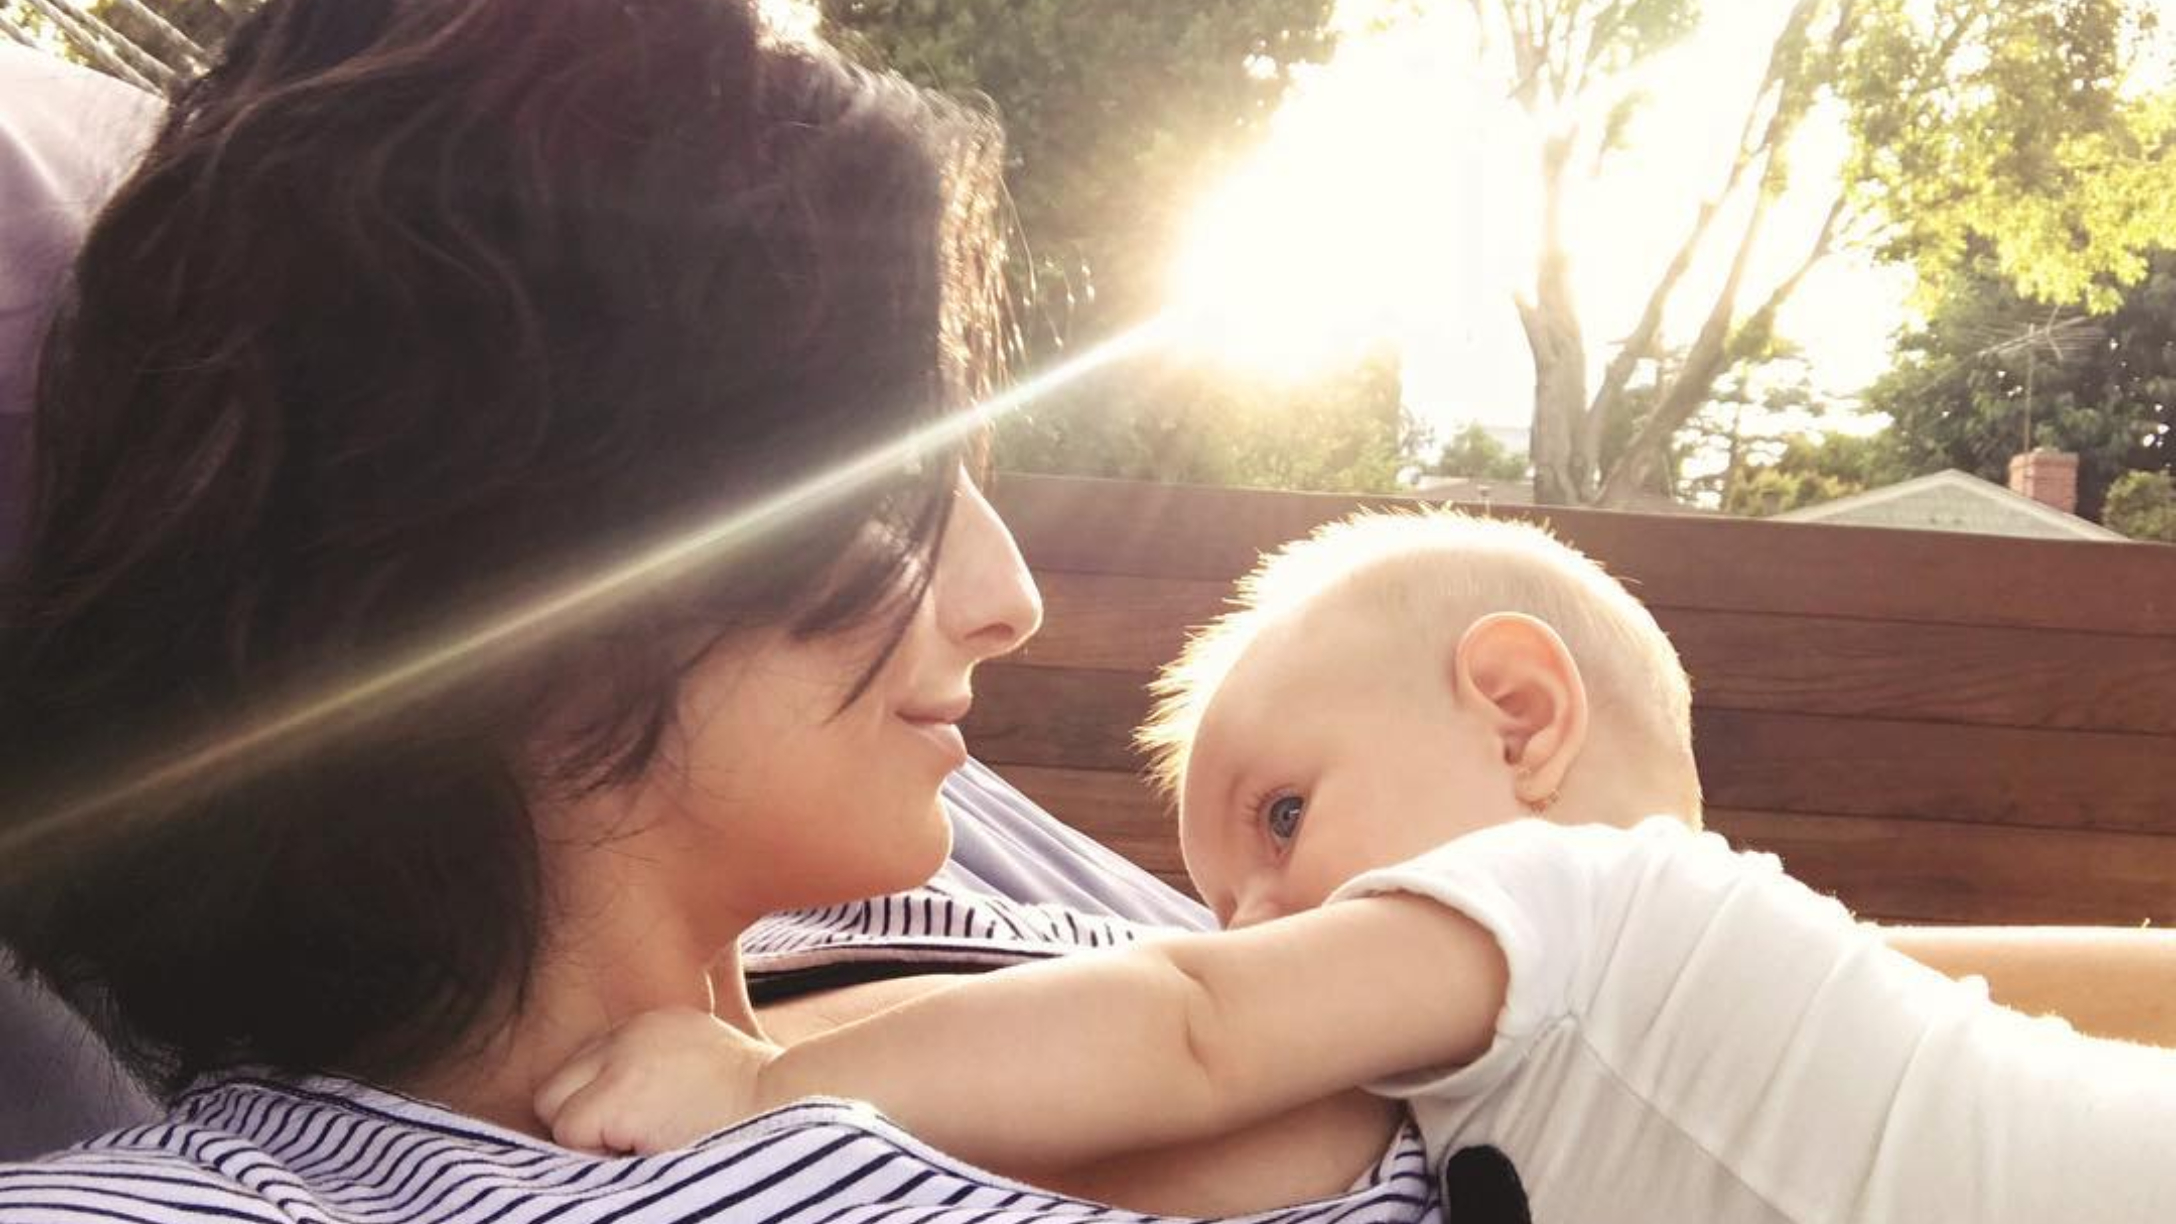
[788,796,953,908]
[878,798,954,892]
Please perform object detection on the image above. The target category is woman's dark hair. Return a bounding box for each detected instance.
[0,0,1006,1096]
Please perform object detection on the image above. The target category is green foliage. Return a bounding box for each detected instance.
[823,0,1414,493]
[1724,241,2176,524]
[2103,469,2176,541]
[1722,431,1899,517]
[1842,0,2176,313]
[1865,250,2176,520]
[1510,0,2175,506]
[996,354,1412,494]
[826,0,1333,336]
[1424,422,1529,482]
[1673,352,1894,510]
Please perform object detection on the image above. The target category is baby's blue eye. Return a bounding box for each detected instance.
[1264,794,1305,843]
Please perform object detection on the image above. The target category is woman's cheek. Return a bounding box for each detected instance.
[789,725,952,900]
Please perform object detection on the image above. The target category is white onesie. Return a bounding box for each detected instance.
[1331,817,2176,1224]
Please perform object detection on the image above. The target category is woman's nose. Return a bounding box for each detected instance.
[933,474,1042,661]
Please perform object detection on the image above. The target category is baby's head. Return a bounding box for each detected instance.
[1137,508,1698,929]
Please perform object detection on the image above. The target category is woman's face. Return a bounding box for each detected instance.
[646,470,1041,915]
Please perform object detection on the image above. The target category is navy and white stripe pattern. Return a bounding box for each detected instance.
[0,1076,1439,1223]
[744,879,1171,978]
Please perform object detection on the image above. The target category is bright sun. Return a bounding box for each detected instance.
[1169,12,1532,384]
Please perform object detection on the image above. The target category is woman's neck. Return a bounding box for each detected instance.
[392,825,765,1138]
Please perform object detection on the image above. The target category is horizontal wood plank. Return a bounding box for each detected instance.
[965,664,2176,835]
[1670,608,2176,737]
[990,764,1188,889]
[991,474,2176,637]
[1693,712,2173,836]
[962,665,1154,774]
[1012,572,2176,736]
[1010,572,1224,674]
[1710,809,2176,926]
[983,765,2176,926]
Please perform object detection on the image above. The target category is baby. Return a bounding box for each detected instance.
[531,508,2176,1223]
[1132,502,1700,933]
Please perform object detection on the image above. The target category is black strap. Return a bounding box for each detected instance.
[747,958,1001,1005]
[1439,1145,1532,1224]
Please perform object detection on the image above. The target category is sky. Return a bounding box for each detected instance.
[1172,1,1925,447]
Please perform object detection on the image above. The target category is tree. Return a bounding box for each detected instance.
[994,350,1415,494]
[1720,430,1897,516]
[822,0,1417,493]
[1865,250,2176,520]
[1672,349,1890,509]
[1849,4,2176,314]
[2103,470,2176,542]
[1423,422,1529,481]
[1452,0,2176,507]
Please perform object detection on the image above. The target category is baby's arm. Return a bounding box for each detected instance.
[537,894,1507,1165]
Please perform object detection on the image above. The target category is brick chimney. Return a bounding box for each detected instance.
[2008,449,2080,516]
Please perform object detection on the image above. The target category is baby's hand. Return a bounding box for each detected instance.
[534,1007,782,1156]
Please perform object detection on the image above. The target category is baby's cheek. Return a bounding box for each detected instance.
[1292,845,1368,911]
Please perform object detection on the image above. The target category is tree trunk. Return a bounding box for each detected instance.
[1523,302,1589,505]
[1525,130,1592,505]
[1598,190,1771,505]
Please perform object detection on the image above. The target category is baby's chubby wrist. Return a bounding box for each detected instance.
[747,1035,798,1112]
[531,1006,793,1154]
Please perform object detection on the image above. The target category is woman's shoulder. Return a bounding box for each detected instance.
[0,1112,287,1223]
[2,1075,1441,1224]
[0,1075,592,1221]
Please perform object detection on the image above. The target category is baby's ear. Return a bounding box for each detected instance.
[1450,613,1590,810]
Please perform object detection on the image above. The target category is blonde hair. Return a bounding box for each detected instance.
[1136,508,1696,805]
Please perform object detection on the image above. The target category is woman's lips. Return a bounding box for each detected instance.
[898,699,970,768]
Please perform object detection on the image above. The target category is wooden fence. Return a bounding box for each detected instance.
[960,473,2176,926]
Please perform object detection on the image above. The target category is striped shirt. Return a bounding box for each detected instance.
[744,877,1171,975]
[1,879,1441,1224]
[0,1079,1438,1224]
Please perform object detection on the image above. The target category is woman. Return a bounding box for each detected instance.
[0,1,1425,1220]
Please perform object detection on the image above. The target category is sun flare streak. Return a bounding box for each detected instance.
[0,315,1175,871]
